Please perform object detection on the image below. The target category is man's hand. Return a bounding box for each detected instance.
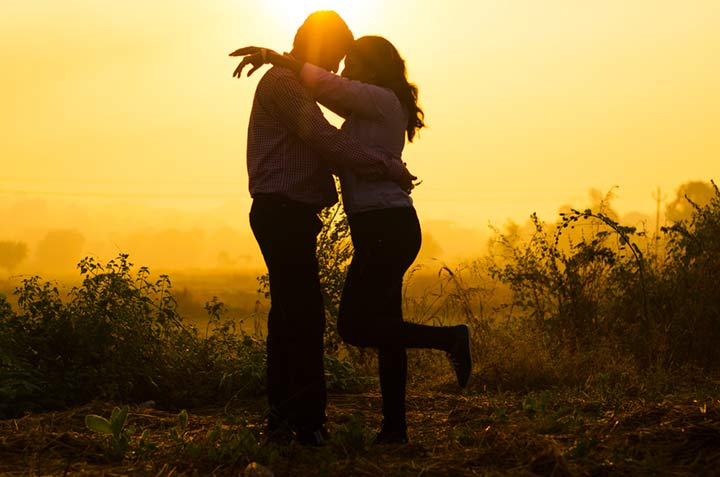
[229,46,274,78]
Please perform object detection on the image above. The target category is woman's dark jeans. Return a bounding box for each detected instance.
[339,206,454,431]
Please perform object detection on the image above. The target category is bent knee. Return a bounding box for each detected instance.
[337,318,359,345]
[337,315,369,347]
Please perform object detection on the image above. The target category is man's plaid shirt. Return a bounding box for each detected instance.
[247,66,406,208]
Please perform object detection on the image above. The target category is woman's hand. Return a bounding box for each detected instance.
[229,47,276,78]
[398,164,419,194]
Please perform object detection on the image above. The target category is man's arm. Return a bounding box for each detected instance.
[266,71,415,190]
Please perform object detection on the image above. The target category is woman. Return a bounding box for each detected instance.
[231,37,472,444]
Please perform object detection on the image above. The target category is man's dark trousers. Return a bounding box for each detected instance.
[249,195,327,432]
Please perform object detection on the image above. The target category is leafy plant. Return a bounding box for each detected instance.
[169,409,190,448]
[324,354,372,392]
[331,414,373,456]
[85,405,132,460]
[485,181,720,380]
[316,202,354,354]
[0,254,270,417]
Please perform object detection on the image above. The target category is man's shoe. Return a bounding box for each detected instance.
[295,426,330,446]
[375,427,409,445]
[447,324,472,388]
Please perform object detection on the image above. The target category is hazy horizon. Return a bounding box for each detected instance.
[1,179,711,278]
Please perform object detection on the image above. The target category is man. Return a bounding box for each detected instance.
[231,11,415,445]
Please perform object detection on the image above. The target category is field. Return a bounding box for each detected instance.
[2,189,720,476]
[1,381,719,476]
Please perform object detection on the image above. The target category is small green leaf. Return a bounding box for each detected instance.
[178,409,188,431]
[85,415,113,434]
[110,405,129,436]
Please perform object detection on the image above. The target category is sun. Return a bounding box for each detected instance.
[262,0,375,34]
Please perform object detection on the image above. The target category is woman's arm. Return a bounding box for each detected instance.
[230,47,389,120]
[299,63,386,120]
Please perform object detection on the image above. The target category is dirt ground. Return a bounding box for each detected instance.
[1,389,719,476]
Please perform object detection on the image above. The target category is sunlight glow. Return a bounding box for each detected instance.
[260,0,376,33]
[2,0,719,238]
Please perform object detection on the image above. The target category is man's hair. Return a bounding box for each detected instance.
[293,10,354,55]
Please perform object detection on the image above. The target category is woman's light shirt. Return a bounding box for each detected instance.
[300,63,414,215]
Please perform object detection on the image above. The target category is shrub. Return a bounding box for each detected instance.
[0,255,267,418]
[659,181,720,367]
[484,181,720,379]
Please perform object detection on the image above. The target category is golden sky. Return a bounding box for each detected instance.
[2,0,719,228]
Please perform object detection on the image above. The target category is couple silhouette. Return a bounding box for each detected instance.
[230,10,472,446]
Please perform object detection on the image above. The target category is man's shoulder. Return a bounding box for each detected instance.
[255,67,309,111]
[258,66,301,90]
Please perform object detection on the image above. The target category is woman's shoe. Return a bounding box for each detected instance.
[447,324,472,388]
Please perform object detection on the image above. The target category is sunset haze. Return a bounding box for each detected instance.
[2,0,719,270]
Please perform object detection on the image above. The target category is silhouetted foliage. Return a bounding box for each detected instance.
[666,180,716,223]
[659,180,720,367]
[487,180,720,372]
[0,255,267,418]
[316,203,354,354]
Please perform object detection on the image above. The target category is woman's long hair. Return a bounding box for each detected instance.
[350,36,425,142]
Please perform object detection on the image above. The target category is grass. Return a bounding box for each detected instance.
[1,379,718,476]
